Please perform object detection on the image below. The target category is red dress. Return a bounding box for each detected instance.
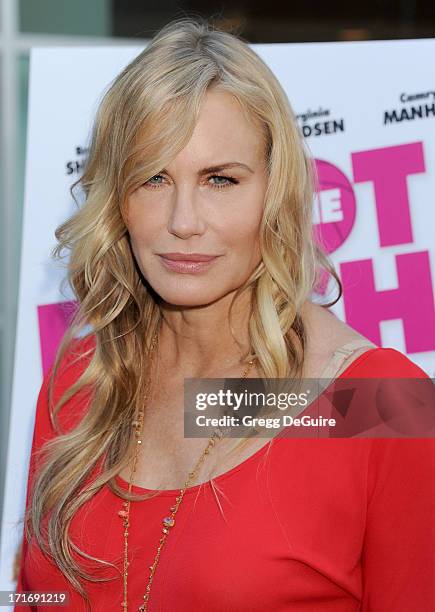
[15,339,435,611]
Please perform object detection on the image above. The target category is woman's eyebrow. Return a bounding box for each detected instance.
[161,162,254,175]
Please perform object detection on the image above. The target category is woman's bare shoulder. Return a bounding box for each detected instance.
[302,301,375,352]
[300,301,377,377]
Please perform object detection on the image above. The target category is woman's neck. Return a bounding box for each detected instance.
[157,291,254,378]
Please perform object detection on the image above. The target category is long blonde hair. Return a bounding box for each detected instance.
[23,16,342,607]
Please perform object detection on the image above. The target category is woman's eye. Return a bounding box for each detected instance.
[208,175,239,188]
[144,174,165,188]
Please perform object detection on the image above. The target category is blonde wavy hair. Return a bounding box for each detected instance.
[22,15,342,608]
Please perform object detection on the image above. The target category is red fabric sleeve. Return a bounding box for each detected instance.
[14,335,95,609]
[15,363,56,609]
[362,436,435,609]
[352,349,435,610]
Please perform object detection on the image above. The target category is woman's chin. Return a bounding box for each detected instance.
[155,287,227,309]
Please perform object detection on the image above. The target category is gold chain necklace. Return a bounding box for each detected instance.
[118,330,256,611]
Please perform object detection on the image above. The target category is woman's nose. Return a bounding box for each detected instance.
[167,189,206,238]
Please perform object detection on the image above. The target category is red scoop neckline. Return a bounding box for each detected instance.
[114,347,385,497]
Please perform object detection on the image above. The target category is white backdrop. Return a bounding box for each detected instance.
[1,39,434,597]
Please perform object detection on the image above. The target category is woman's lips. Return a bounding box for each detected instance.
[158,255,219,273]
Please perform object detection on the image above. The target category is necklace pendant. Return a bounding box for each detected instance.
[163,516,175,528]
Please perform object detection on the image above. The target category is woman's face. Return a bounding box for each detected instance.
[126,89,268,307]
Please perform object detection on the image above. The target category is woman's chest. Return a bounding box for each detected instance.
[25,440,369,611]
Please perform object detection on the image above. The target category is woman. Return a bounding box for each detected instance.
[15,16,434,612]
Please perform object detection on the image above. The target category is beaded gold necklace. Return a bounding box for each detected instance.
[118,331,255,611]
